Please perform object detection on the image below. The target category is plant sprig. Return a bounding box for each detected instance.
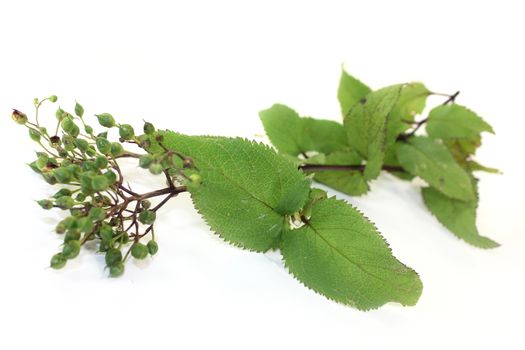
[260,67,499,248]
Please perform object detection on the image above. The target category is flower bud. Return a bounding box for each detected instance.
[91,175,109,192]
[49,95,58,103]
[96,113,115,128]
[99,223,114,242]
[53,167,72,184]
[95,156,108,169]
[55,195,75,209]
[11,109,27,124]
[55,107,65,121]
[89,207,106,221]
[104,170,117,185]
[141,200,151,210]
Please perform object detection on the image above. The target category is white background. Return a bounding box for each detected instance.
[0,1,524,349]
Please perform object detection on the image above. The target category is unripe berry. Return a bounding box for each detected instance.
[139,154,154,169]
[62,240,81,259]
[29,128,41,142]
[74,101,84,117]
[105,248,122,266]
[96,137,111,155]
[143,121,155,134]
[131,243,148,260]
[147,240,159,255]
[149,163,163,175]
[55,196,75,209]
[50,253,67,269]
[96,113,115,128]
[110,142,124,157]
[109,262,125,277]
[37,199,54,210]
[138,210,156,225]
[49,95,58,103]
[119,124,135,140]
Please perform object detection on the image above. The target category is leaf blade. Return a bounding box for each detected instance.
[281,197,422,310]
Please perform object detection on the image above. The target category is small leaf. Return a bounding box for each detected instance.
[281,197,423,310]
[386,83,430,147]
[161,132,311,252]
[466,161,501,174]
[396,137,476,201]
[344,84,403,180]
[310,150,369,196]
[259,104,347,156]
[337,68,371,116]
[422,186,499,248]
[426,104,494,139]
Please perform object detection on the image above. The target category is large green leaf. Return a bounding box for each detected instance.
[426,104,494,139]
[396,137,476,201]
[422,186,499,248]
[337,69,371,117]
[281,197,423,310]
[310,150,369,196]
[259,104,347,156]
[161,132,311,252]
[344,84,403,180]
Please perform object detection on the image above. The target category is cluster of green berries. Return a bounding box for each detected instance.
[13,96,186,277]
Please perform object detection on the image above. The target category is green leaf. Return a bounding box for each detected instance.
[426,104,494,139]
[161,132,311,252]
[310,150,369,196]
[386,83,430,147]
[466,161,501,174]
[396,137,476,201]
[281,197,422,310]
[344,84,403,180]
[337,69,371,117]
[422,186,499,249]
[259,104,347,156]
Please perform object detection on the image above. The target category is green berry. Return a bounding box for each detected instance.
[141,200,151,210]
[119,124,135,140]
[49,95,58,103]
[109,262,125,277]
[53,188,72,198]
[62,240,81,259]
[50,253,67,269]
[139,154,154,168]
[147,240,159,255]
[188,174,201,185]
[96,137,111,154]
[37,199,53,210]
[96,113,115,128]
[84,125,93,134]
[29,128,41,142]
[88,207,106,221]
[77,217,94,233]
[55,107,65,121]
[110,142,124,157]
[74,139,89,152]
[81,160,98,172]
[64,229,81,243]
[138,210,156,225]
[61,117,76,134]
[12,109,27,124]
[55,221,66,234]
[143,121,155,135]
[53,167,72,183]
[91,175,109,192]
[67,164,81,178]
[55,196,75,209]
[74,101,84,117]
[99,224,114,241]
[95,156,108,169]
[104,170,117,185]
[149,163,163,175]
[105,248,122,266]
[86,146,97,157]
[131,243,148,260]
